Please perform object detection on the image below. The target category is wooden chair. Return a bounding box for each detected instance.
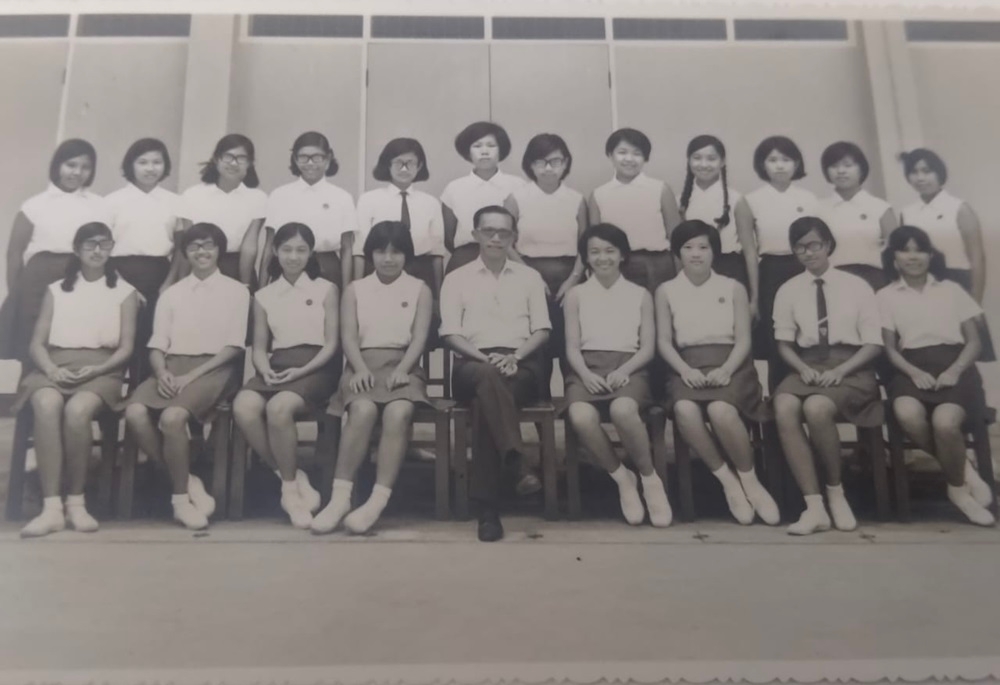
[562,404,669,520]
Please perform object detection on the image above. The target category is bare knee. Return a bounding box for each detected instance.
[232,391,264,425]
[124,403,150,427]
[931,405,965,436]
[345,400,379,426]
[706,401,739,425]
[773,394,803,426]
[30,389,64,418]
[381,400,415,430]
[608,398,641,426]
[567,402,599,431]
[672,400,704,424]
[265,395,301,425]
[63,395,100,427]
[802,395,837,425]
[893,397,926,427]
[159,407,190,434]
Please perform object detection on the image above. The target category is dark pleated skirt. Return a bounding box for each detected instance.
[774,344,883,427]
[242,345,339,410]
[0,252,72,361]
[446,243,480,274]
[838,263,889,292]
[622,249,677,294]
[12,348,125,413]
[754,254,804,360]
[123,354,242,421]
[943,268,996,362]
[360,255,440,350]
[327,348,433,417]
[890,344,985,409]
[562,350,652,413]
[713,252,750,290]
[114,255,170,375]
[523,255,575,365]
[667,344,770,422]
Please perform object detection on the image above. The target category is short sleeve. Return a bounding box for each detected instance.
[525,269,552,334]
[855,281,883,346]
[440,179,458,209]
[250,189,268,220]
[20,193,43,223]
[438,272,463,338]
[950,282,983,323]
[177,186,198,221]
[112,280,136,306]
[353,193,374,256]
[877,290,897,332]
[772,281,797,343]
[148,286,176,351]
[428,198,447,257]
[264,187,286,229]
[222,284,250,349]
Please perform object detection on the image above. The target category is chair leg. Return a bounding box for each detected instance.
[673,422,695,523]
[228,427,248,521]
[443,352,452,400]
[864,427,891,522]
[564,420,582,520]
[5,407,33,521]
[648,408,669,485]
[453,408,470,520]
[969,411,997,517]
[434,411,450,520]
[885,409,911,523]
[117,427,138,520]
[540,415,558,521]
[96,415,119,518]
[761,420,787,521]
[318,414,340,505]
[209,409,231,518]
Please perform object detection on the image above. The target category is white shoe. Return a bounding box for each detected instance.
[787,506,831,536]
[172,500,209,530]
[296,470,321,514]
[641,474,673,528]
[826,486,857,532]
[20,506,65,538]
[723,483,755,525]
[310,496,351,535]
[616,469,645,525]
[65,503,99,533]
[187,474,216,519]
[281,492,313,530]
[744,484,781,526]
[965,461,993,508]
[948,484,996,527]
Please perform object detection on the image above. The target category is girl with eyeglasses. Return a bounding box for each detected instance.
[169,134,267,289]
[771,217,884,536]
[261,132,356,289]
[15,222,139,538]
[1,139,110,360]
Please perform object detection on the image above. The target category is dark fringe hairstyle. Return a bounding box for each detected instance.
[61,222,119,291]
[882,224,949,282]
[267,222,322,281]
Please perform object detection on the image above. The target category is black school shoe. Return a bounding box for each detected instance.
[477,508,504,542]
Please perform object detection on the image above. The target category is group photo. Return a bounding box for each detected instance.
[0,4,998,684]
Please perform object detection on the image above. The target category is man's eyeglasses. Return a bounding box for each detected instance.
[81,239,115,252]
[793,241,827,255]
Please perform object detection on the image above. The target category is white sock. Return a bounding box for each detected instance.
[310,479,353,534]
[738,468,780,525]
[948,484,996,527]
[787,494,831,536]
[171,494,208,530]
[20,496,65,538]
[826,484,857,531]
[609,465,644,525]
[296,469,322,514]
[280,480,312,529]
[964,461,993,508]
[64,494,98,533]
[713,464,754,525]
[187,474,215,519]
[344,484,393,534]
[640,471,673,528]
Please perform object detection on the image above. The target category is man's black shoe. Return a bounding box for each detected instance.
[477,509,504,542]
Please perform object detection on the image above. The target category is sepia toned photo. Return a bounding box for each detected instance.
[0,1,998,683]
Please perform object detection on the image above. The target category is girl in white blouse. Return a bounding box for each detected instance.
[563,223,671,527]
[734,136,819,370]
[233,223,340,529]
[441,121,524,274]
[313,221,434,535]
[1,139,109,360]
[15,222,139,537]
[677,135,749,289]
[354,137,444,295]
[878,225,994,526]
[170,134,267,288]
[261,131,356,289]
[818,141,896,291]
[656,220,778,526]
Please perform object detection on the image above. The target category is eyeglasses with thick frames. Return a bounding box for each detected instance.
[793,241,827,255]
[531,157,567,170]
[220,153,250,166]
[81,239,115,252]
[185,240,218,253]
[295,153,329,166]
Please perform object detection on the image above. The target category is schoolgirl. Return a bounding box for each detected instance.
[878,225,994,526]
[440,121,524,273]
[354,137,444,294]
[656,220,779,525]
[677,135,750,288]
[123,222,250,530]
[232,223,339,529]
[771,217,884,535]
[173,134,267,287]
[15,222,139,537]
[733,136,819,368]
[262,131,356,288]
[562,223,671,527]
[1,139,109,359]
[818,141,896,290]
[588,127,681,293]
[313,221,434,535]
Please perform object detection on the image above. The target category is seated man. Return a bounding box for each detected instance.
[440,205,551,542]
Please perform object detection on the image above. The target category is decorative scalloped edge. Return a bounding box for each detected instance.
[2,658,1000,685]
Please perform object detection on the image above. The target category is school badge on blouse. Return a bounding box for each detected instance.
[860,214,867,220]
[402,301,409,308]
[796,206,804,212]
[718,297,726,304]
[322,203,330,210]
[306,299,313,306]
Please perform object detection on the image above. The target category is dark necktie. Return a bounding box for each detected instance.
[815,278,829,349]
[400,190,411,230]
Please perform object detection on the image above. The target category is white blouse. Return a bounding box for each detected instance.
[683,180,743,255]
[440,170,525,249]
[255,275,334,350]
[819,189,892,269]
[354,185,445,257]
[592,173,670,252]
[575,275,645,353]
[773,267,882,348]
[510,182,582,258]
[265,177,357,254]
[106,184,179,258]
[744,183,819,256]
[47,277,135,349]
[178,183,268,253]
[149,271,249,355]
[877,275,982,350]
[21,184,111,262]
[899,190,970,271]
[354,272,424,349]
[660,271,738,348]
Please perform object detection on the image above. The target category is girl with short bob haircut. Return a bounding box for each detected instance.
[678,135,751,289]
[123,222,250,531]
[312,220,435,535]
[232,222,340,529]
[817,141,896,290]
[562,223,671,527]
[171,134,267,288]
[15,222,139,538]
[877,225,994,526]
[588,128,681,293]
[262,131,357,289]
[771,216,884,536]
[1,139,109,360]
[440,121,524,273]
[656,220,779,526]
